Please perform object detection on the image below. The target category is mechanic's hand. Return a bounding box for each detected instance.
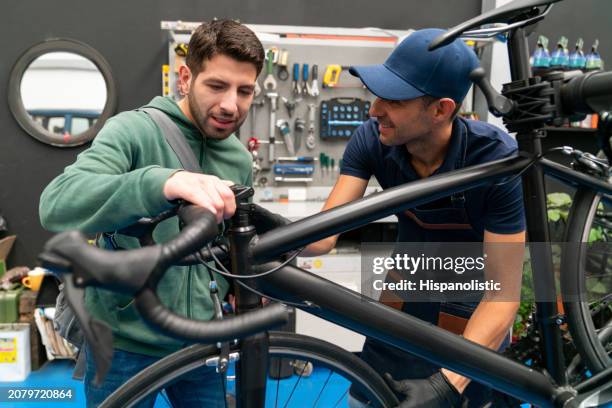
[384,372,465,408]
[163,171,236,223]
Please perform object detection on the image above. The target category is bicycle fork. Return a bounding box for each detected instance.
[229,185,270,408]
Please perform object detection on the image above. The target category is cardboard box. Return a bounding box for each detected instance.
[0,236,16,278]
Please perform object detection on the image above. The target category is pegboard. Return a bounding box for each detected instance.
[246,39,393,187]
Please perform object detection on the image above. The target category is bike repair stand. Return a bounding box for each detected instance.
[229,185,270,408]
[501,27,583,388]
[474,23,585,392]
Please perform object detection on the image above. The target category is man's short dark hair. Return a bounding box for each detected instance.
[186,19,264,77]
[421,95,462,120]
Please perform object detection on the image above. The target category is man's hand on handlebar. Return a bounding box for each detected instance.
[163,171,236,224]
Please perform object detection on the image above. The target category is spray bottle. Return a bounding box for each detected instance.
[586,39,603,71]
[531,35,551,75]
[550,36,569,70]
[569,38,586,70]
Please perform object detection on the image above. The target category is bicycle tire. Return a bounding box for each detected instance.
[100,331,399,408]
[561,187,612,374]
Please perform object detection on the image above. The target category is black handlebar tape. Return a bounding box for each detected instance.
[42,207,217,294]
[42,230,161,295]
[562,70,612,115]
[160,206,219,267]
[135,289,289,342]
[177,204,216,226]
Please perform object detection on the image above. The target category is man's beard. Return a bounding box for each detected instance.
[187,91,242,139]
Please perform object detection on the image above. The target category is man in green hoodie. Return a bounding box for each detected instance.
[39,20,263,407]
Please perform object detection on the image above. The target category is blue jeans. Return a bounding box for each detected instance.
[84,346,226,408]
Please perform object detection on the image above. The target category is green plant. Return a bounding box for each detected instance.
[513,192,609,339]
[513,192,571,339]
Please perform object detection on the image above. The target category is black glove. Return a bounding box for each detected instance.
[384,371,464,408]
[251,203,290,234]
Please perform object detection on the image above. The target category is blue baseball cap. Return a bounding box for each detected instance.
[349,28,479,102]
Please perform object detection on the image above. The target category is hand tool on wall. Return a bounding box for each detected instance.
[274,177,313,183]
[162,65,170,97]
[319,98,370,139]
[319,153,328,177]
[292,63,301,95]
[276,156,316,162]
[277,49,289,80]
[276,119,295,155]
[295,118,306,133]
[323,64,342,88]
[281,97,299,118]
[266,92,279,162]
[310,65,320,97]
[249,99,265,137]
[247,137,262,181]
[294,117,305,152]
[273,163,314,176]
[174,43,188,57]
[263,50,277,91]
[306,103,317,150]
[301,64,311,96]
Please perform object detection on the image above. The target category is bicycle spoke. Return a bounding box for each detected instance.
[282,361,306,408]
[312,368,333,408]
[332,388,349,408]
[275,374,280,408]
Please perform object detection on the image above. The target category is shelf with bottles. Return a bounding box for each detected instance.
[531,35,604,75]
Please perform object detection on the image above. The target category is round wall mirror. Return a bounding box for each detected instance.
[8,39,117,147]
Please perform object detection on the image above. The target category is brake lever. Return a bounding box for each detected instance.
[470,67,516,117]
[63,274,114,386]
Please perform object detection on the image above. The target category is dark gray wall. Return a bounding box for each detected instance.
[1,0,481,267]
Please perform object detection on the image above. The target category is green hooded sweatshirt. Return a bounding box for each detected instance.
[39,96,252,356]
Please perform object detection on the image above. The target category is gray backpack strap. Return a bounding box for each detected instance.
[139,107,201,173]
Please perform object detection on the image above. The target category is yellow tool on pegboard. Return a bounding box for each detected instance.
[323,65,343,88]
[174,43,188,57]
[162,65,170,96]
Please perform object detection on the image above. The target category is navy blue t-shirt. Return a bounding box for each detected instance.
[341,117,526,239]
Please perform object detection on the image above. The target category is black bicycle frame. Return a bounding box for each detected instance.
[239,153,612,408]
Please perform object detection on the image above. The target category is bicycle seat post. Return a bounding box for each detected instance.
[228,185,269,408]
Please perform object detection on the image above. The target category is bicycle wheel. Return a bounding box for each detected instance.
[561,187,612,375]
[100,331,399,408]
